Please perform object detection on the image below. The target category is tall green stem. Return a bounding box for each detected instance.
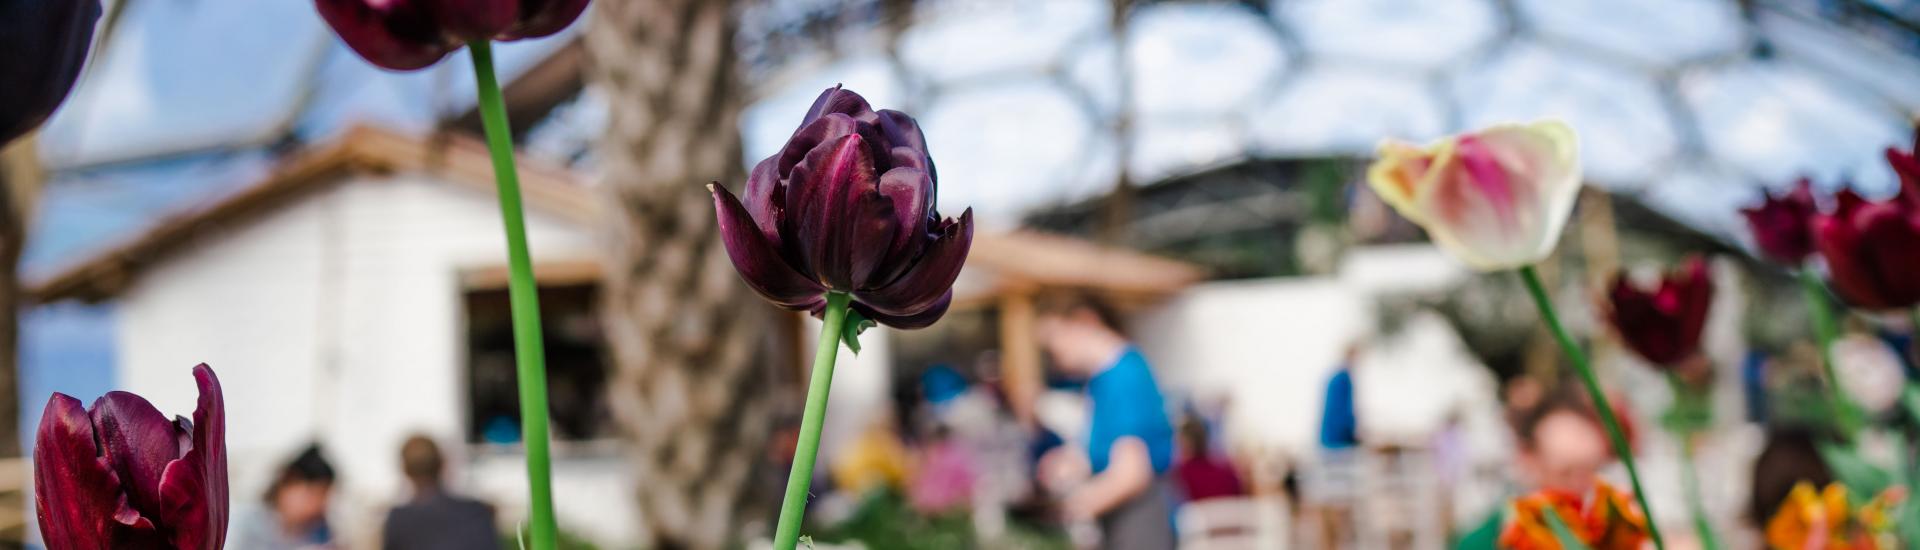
[1519,266,1667,550]
[1799,269,1858,439]
[1665,372,1721,550]
[1678,436,1721,550]
[774,292,851,550]
[470,41,558,550]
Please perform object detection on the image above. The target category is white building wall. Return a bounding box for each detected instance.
[113,172,635,546]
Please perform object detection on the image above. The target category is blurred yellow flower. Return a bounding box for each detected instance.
[1765,482,1901,550]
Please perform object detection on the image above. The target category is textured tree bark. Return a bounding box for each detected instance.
[0,138,38,459]
[583,1,780,548]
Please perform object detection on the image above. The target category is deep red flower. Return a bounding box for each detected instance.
[1742,177,1819,266]
[1814,130,1920,311]
[35,364,227,550]
[712,86,973,329]
[0,0,101,146]
[314,0,589,71]
[1607,257,1715,368]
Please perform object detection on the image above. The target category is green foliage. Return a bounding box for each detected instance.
[1659,380,1714,435]
[1541,510,1594,550]
[811,492,1069,550]
[1817,443,1896,502]
[842,309,877,355]
[500,525,601,550]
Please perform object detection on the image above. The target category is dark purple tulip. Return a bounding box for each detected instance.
[1741,177,1818,266]
[712,86,973,329]
[35,364,227,550]
[1814,132,1920,311]
[0,0,101,146]
[314,0,589,71]
[1607,257,1714,368]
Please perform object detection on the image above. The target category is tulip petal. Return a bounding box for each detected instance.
[791,134,880,289]
[500,0,590,39]
[91,392,185,518]
[1364,140,1439,225]
[1417,121,1580,271]
[876,109,936,181]
[775,112,863,190]
[713,184,826,308]
[1852,203,1920,308]
[862,167,934,288]
[426,0,520,41]
[158,364,228,550]
[1817,203,1888,308]
[856,209,972,318]
[315,0,460,71]
[855,291,952,330]
[0,0,100,146]
[34,394,145,549]
[743,156,787,248]
[801,86,875,129]
[1741,178,1819,265]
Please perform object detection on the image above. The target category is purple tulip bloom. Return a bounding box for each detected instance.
[314,0,589,71]
[35,364,227,550]
[1741,177,1819,266]
[1606,257,1714,369]
[1815,133,1920,311]
[712,86,973,329]
[0,0,101,146]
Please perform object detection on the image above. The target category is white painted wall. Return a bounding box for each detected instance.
[1131,245,1498,461]
[111,172,631,546]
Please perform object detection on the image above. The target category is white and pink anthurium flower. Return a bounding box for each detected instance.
[1366,120,1583,271]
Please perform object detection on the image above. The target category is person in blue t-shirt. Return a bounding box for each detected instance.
[1033,294,1175,550]
[1319,345,1361,450]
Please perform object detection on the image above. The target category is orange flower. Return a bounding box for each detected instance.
[1765,482,1900,550]
[1585,481,1650,550]
[1500,480,1649,550]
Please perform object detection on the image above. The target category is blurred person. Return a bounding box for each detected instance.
[1172,417,1244,503]
[1034,293,1175,550]
[909,424,977,514]
[382,434,498,550]
[1312,344,1363,549]
[1456,386,1622,549]
[1319,344,1363,450]
[1748,428,1833,531]
[235,444,338,550]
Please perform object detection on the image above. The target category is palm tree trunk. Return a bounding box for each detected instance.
[583,2,781,548]
[0,138,38,459]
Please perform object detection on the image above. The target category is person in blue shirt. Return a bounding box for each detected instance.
[1320,345,1362,450]
[1033,294,1175,550]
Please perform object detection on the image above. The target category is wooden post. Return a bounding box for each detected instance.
[999,291,1042,426]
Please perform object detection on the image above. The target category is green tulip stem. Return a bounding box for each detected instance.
[1519,266,1667,550]
[1665,374,1721,550]
[469,41,558,550]
[774,292,851,550]
[1799,268,1857,440]
[1678,434,1722,550]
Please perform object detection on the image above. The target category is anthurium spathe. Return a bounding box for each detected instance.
[1367,121,1582,271]
[1606,257,1715,369]
[315,0,589,71]
[712,85,974,330]
[0,0,101,146]
[35,364,227,550]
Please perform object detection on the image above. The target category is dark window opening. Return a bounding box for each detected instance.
[464,283,611,444]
